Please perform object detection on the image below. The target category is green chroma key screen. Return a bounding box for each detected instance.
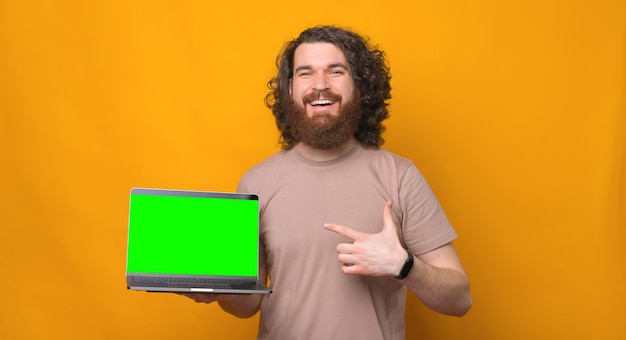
[127,190,259,277]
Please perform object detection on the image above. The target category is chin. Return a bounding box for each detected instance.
[312,116,333,125]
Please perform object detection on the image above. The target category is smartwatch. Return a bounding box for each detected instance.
[395,250,414,279]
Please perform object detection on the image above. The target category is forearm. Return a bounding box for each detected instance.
[323,202,472,316]
[217,243,268,318]
[217,294,264,318]
[401,254,472,317]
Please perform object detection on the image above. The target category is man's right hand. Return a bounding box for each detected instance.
[177,292,263,318]
[176,292,228,304]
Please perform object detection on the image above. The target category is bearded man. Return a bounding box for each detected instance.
[183,25,472,339]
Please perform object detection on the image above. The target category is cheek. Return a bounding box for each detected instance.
[335,81,355,101]
[290,81,309,99]
[341,89,354,103]
[291,88,305,103]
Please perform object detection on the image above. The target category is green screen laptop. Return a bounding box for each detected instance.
[126,188,271,294]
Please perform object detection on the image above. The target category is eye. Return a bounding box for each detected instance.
[297,71,312,78]
[329,69,344,76]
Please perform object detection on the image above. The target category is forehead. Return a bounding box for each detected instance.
[293,42,349,69]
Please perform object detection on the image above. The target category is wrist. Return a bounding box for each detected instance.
[395,249,414,280]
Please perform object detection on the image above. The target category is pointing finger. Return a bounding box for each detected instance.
[324,223,365,242]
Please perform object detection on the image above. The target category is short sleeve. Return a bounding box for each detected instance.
[398,164,457,255]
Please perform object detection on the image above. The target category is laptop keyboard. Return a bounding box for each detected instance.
[133,275,256,287]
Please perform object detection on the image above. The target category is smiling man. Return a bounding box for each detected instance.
[182,25,472,339]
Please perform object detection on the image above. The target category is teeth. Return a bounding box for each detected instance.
[310,99,334,106]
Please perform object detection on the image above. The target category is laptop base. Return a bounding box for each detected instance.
[128,285,272,294]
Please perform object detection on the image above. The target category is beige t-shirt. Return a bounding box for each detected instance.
[238,144,457,340]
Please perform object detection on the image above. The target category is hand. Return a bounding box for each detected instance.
[176,292,227,304]
[323,200,407,277]
[177,292,263,318]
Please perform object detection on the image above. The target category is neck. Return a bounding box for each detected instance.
[295,138,357,162]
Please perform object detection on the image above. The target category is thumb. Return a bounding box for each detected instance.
[381,200,398,234]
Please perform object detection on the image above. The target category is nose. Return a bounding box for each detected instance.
[312,72,329,91]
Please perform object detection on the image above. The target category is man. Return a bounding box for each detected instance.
[184,25,472,339]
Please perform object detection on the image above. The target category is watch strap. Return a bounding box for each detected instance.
[395,249,414,279]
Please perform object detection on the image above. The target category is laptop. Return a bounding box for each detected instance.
[126,188,271,294]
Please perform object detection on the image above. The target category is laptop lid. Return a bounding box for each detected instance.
[126,188,271,294]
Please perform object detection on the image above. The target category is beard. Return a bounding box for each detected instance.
[287,89,361,150]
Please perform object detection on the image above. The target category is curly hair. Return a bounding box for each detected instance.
[265,25,392,149]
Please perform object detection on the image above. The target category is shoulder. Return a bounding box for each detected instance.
[246,150,289,173]
[357,147,436,196]
[356,146,416,173]
[238,150,292,191]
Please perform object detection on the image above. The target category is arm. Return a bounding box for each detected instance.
[401,243,472,316]
[217,247,268,318]
[179,246,268,318]
[324,201,472,317]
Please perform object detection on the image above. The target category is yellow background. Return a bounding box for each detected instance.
[1,0,624,339]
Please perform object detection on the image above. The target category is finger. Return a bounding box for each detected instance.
[197,294,218,303]
[177,292,218,304]
[341,263,364,275]
[381,200,398,234]
[337,253,356,265]
[336,242,354,254]
[324,223,365,241]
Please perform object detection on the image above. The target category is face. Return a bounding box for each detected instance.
[290,42,356,119]
[287,42,361,150]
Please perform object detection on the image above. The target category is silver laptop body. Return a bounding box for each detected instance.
[126,188,271,294]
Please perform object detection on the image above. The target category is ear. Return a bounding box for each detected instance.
[288,78,292,95]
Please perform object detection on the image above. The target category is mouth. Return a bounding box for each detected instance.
[309,99,336,106]
[304,90,342,107]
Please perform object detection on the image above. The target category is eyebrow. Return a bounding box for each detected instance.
[294,63,350,73]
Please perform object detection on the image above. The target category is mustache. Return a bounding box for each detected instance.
[302,90,342,104]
